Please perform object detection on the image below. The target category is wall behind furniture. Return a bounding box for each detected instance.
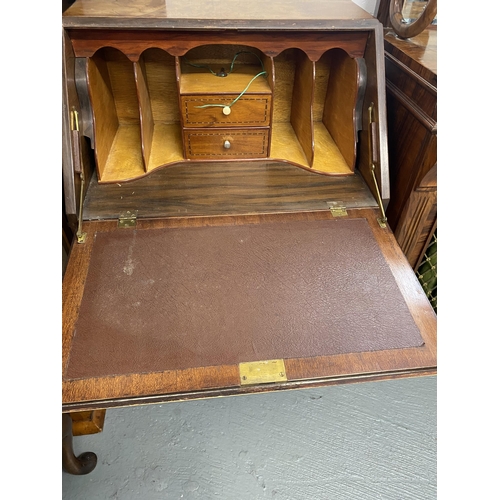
[353,0,379,15]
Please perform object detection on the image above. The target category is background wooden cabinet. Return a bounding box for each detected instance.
[378,0,437,312]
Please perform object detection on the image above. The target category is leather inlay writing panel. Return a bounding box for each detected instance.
[66,219,423,379]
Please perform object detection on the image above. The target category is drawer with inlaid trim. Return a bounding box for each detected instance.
[181,95,272,128]
[184,128,270,159]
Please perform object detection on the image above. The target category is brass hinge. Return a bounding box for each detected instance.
[239,359,287,386]
[118,210,138,228]
[327,201,347,217]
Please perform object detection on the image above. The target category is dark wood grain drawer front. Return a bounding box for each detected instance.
[182,95,271,127]
[185,129,269,159]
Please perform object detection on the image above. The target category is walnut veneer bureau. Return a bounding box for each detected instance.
[62,0,437,474]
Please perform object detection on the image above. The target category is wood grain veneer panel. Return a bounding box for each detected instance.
[63,370,437,412]
[63,0,374,24]
[141,49,180,123]
[272,49,296,124]
[62,29,79,216]
[137,49,185,171]
[99,125,145,182]
[384,87,436,233]
[311,123,352,174]
[270,123,308,167]
[384,29,437,82]
[184,128,269,159]
[134,58,154,169]
[104,48,140,124]
[312,52,330,123]
[181,95,271,128]
[68,30,369,61]
[290,51,314,166]
[384,52,436,121]
[394,187,437,269]
[180,65,271,95]
[383,26,437,269]
[88,48,145,180]
[86,54,119,180]
[263,54,275,156]
[322,49,359,170]
[357,26,390,205]
[147,123,184,171]
[83,161,377,220]
[263,54,275,93]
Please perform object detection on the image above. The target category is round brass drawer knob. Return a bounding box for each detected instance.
[222,106,231,116]
[223,140,231,149]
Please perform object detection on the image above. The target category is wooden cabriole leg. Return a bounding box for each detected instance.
[62,413,97,475]
[71,409,106,436]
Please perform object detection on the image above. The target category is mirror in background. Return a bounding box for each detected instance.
[389,0,437,39]
[402,0,437,25]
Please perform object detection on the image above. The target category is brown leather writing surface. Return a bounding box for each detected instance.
[65,218,423,379]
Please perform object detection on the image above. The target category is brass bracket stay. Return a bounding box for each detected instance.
[368,103,387,229]
[71,109,87,244]
[370,165,387,229]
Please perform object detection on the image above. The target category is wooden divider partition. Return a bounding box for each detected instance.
[86,43,367,183]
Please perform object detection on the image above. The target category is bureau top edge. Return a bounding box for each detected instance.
[62,18,381,31]
[62,0,379,29]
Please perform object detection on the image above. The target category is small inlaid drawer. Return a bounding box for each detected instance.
[184,128,270,159]
[181,95,271,128]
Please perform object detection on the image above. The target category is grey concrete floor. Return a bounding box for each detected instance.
[62,376,436,500]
